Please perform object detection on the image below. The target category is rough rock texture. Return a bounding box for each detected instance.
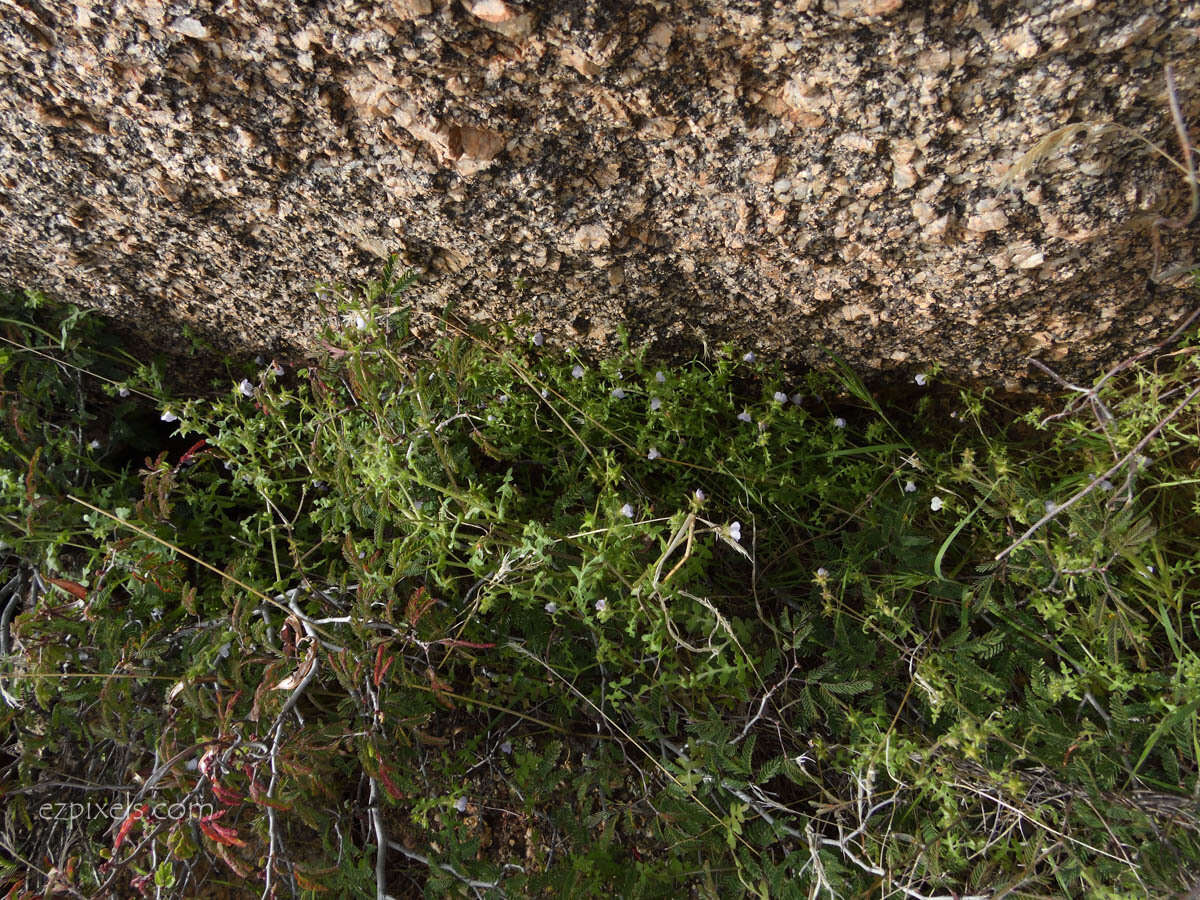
[1,0,1197,389]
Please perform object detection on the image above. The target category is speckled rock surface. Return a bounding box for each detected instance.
[1,0,1197,389]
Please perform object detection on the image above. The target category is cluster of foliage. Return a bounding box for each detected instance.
[2,274,1199,898]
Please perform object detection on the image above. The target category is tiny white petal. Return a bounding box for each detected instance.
[161,411,178,423]
[729,521,742,542]
[612,388,626,399]
[773,391,788,403]
[271,363,284,376]
[620,503,634,518]
[88,439,101,450]
[595,598,608,612]
[1044,500,1057,514]
[655,371,666,383]
[647,447,661,460]
[904,480,916,493]
[544,601,557,614]
[694,489,706,502]
[650,397,662,411]
[737,410,752,423]
[500,741,513,754]
[540,388,549,399]
[743,352,756,363]
[572,364,585,379]
[354,314,367,330]
[1099,479,1113,491]
[930,496,944,511]
[454,796,468,813]
[791,393,803,405]
[532,332,544,346]
[915,374,928,386]
[238,379,255,397]
[834,417,846,429]
[816,567,829,577]
[118,387,130,398]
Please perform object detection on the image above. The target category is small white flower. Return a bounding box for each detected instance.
[487,414,495,422]
[88,439,101,450]
[737,410,753,423]
[595,598,608,613]
[694,489,706,502]
[915,374,928,386]
[498,393,508,404]
[118,387,130,398]
[1144,565,1155,576]
[816,567,829,578]
[454,796,468,813]
[616,370,623,380]
[834,417,846,429]
[729,521,742,542]
[500,741,513,754]
[572,364,585,379]
[611,388,626,399]
[647,447,661,460]
[773,391,788,403]
[1044,500,1057,514]
[533,332,545,346]
[930,496,944,511]
[1099,479,1113,491]
[238,379,255,397]
[358,550,366,559]
[791,393,803,405]
[540,388,549,399]
[620,503,634,518]
[255,355,264,365]
[161,411,178,423]
[904,480,916,493]
[650,397,662,411]
[217,642,231,659]
[354,314,368,330]
[655,371,666,383]
[743,352,756,363]
[544,601,557,614]
[271,362,284,376]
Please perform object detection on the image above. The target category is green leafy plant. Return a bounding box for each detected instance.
[3,271,1200,898]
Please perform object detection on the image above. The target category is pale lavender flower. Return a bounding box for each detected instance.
[88,439,101,450]
[612,388,626,399]
[595,598,608,613]
[729,521,742,542]
[620,503,634,518]
[816,567,829,578]
[238,379,255,397]
[1099,479,1113,491]
[161,411,178,423]
[271,362,284,376]
[533,332,545,346]
[694,489,706,502]
[773,391,788,403]
[500,741,513,754]
[1044,500,1057,514]
[834,417,846,429]
[118,387,130,398]
[354,313,368,330]
[655,371,666,383]
[454,796,468,813]
[572,364,585,379]
[650,397,662,411]
[904,480,916,493]
[647,447,661,460]
[930,496,944,511]
[544,601,558,614]
[915,373,928,386]
[743,351,756,363]
[737,410,753,423]
[791,393,803,405]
